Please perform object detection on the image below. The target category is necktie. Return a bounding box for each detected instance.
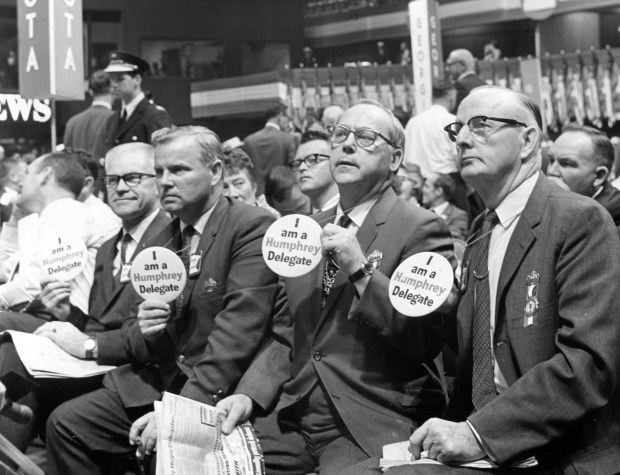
[471,210,499,410]
[321,214,353,310]
[175,226,194,319]
[113,233,133,289]
[120,108,128,122]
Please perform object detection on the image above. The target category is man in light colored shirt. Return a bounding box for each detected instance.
[404,80,472,216]
[0,150,108,320]
[398,86,620,473]
[290,129,339,213]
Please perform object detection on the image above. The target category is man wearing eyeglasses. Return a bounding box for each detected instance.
[216,99,456,475]
[390,86,620,474]
[45,126,278,475]
[0,143,170,458]
[290,130,339,212]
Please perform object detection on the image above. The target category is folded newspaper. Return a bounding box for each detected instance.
[155,392,265,475]
[3,330,116,379]
[380,441,538,471]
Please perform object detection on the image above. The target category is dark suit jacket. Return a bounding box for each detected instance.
[63,104,114,160]
[238,187,456,457]
[242,125,297,195]
[66,210,170,365]
[455,72,487,111]
[104,196,278,408]
[595,181,620,236]
[447,174,620,472]
[440,202,469,241]
[102,97,172,154]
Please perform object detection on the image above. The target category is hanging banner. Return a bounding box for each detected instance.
[17,0,84,100]
[409,0,444,115]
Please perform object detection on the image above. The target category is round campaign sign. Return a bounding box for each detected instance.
[40,235,88,282]
[389,252,454,317]
[262,214,323,278]
[131,247,187,303]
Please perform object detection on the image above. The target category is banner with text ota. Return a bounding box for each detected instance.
[409,0,443,115]
[17,0,84,100]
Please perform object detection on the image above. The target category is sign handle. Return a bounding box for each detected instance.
[50,99,57,150]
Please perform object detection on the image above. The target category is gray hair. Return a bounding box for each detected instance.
[151,126,224,166]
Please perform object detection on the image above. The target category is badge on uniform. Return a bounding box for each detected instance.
[119,264,132,283]
[189,251,202,277]
[204,277,217,293]
[523,270,539,327]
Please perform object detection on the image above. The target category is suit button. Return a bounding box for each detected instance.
[177,355,186,364]
[312,351,322,361]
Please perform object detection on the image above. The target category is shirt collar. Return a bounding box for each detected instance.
[314,193,340,214]
[493,173,538,229]
[92,100,112,110]
[432,201,450,216]
[124,208,161,243]
[122,92,145,119]
[265,122,281,131]
[335,197,378,230]
[180,199,218,237]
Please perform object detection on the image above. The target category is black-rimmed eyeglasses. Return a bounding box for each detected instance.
[289,153,330,171]
[327,124,398,149]
[103,173,156,188]
[444,116,527,143]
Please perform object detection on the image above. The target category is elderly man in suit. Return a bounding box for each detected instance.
[0,143,168,459]
[547,124,620,234]
[101,51,172,153]
[217,99,456,475]
[422,173,469,241]
[387,86,620,474]
[45,126,278,475]
[242,105,298,195]
[63,70,115,161]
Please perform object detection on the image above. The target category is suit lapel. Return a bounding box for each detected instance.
[179,197,228,316]
[100,230,123,309]
[494,173,547,336]
[101,210,171,316]
[316,188,396,331]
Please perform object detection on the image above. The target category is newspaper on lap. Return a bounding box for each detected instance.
[155,392,265,475]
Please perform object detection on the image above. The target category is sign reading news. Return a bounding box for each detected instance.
[131,247,187,303]
[389,252,453,317]
[262,214,323,278]
[40,235,87,281]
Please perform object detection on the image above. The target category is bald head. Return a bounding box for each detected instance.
[455,86,542,208]
[322,105,344,127]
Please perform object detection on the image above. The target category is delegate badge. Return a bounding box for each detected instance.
[131,247,187,303]
[389,252,454,317]
[40,235,88,282]
[262,214,323,278]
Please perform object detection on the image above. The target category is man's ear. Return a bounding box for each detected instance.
[210,159,223,186]
[519,126,541,161]
[390,148,403,173]
[593,165,610,188]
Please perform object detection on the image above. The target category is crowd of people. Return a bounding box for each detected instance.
[0,47,619,475]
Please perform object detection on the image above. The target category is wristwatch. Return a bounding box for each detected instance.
[83,337,97,360]
[349,250,383,283]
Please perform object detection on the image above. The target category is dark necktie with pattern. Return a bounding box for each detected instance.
[321,214,353,310]
[471,210,500,410]
[174,225,194,320]
[120,108,128,123]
